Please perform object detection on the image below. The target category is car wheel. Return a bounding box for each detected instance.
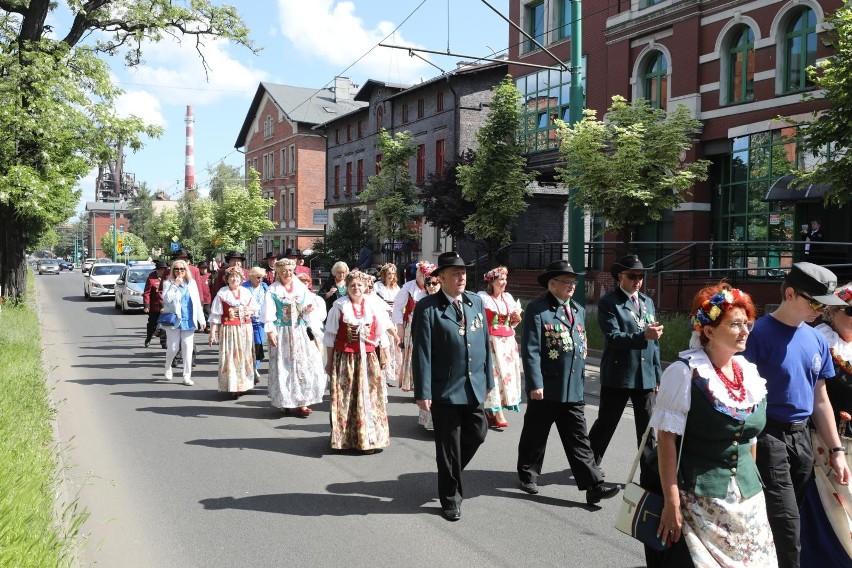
[114,297,121,311]
[84,289,89,299]
[121,298,129,314]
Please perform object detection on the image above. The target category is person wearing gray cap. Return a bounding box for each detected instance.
[742,262,851,568]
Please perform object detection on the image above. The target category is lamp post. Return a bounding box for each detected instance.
[567,0,585,303]
[112,199,118,262]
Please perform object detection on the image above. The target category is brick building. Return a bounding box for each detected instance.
[317,62,509,267]
[509,0,850,308]
[234,78,367,263]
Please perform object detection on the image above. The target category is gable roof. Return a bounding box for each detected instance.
[235,81,368,148]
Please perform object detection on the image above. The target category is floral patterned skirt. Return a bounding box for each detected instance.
[680,478,777,567]
[217,323,255,393]
[268,325,326,409]
[329,350,390,451]
[400,322,415,392]
[483,335,522,413]
[382,331,403,387]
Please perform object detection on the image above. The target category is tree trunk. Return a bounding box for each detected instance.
[0,206,30,303]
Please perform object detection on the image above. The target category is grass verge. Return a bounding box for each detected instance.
[0,274,84,567]
[583,307,693,363]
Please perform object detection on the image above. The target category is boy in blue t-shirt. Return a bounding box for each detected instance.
[743,262,850,568]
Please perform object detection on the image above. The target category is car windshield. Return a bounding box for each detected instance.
[127,269,151,283]
[91,265,124,276]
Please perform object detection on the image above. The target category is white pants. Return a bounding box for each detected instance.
[165,328,195,380]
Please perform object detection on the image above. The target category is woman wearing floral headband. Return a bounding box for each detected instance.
[374,263,402,388]
[477,266,522,429]
[647,283,775,567]
[392,259,435,393]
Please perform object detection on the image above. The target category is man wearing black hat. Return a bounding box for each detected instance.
[262,252,276,285]
[211,251,249,296]
[743,262,850,568]
[411,251,494,522]
[588,254,664,472]
[143,260,170,347]
[517,260,620,505]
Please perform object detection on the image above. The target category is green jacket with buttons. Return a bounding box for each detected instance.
[598,288,662,390]
[680,378,767,500]
[521,292,587,403]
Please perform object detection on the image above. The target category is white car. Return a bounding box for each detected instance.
[84,263,125,300]
[81,257,97,273]
[37,259,60,275]
[114,265,154,312]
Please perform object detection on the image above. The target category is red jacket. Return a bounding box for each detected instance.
[143,271,165,313]
[197,271,212,305]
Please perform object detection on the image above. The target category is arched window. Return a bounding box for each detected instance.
[784,8,817,92]
[728,26,755,103]
[644,52,667,109]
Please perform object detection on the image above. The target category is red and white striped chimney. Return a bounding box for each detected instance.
[185,105,195,191]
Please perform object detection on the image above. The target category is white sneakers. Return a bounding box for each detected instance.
[164,368,173,381]
[183,377,194,386]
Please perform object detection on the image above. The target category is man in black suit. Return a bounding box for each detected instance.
[588,255,663,471]
[412,251,494,522]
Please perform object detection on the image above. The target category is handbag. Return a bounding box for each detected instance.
[614,420,685,551]
[157,312,178,326]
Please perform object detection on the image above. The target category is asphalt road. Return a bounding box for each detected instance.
[37,271,648,568]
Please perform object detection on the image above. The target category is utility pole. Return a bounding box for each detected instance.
[567,0,585,303]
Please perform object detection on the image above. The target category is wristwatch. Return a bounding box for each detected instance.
[829,447,846,455]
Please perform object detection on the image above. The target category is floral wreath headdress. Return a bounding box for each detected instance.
[835,285,852,305]
[274,258,296,271]
[225,265,245,281]
[345,270,371,285]
[378,263,396,275]
[484,266,508,282]
[691,288,745,331]
[416,260,436,275]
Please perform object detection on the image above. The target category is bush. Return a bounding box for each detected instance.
[583,307,692,363]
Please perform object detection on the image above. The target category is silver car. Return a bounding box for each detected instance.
[114,265,154,312]
[83,263,125,299]
[37,259,60,275]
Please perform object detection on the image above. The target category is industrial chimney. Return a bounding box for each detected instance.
[185,105,195,191]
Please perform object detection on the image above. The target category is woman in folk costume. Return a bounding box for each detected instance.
[392,259,435,392]
[478,266,523,429]
[323,270,390,453]
[208,266,259,398]
[242,266,269,385]
[262,258,326,417]
[373,263,402,387]
[295,272,327,357]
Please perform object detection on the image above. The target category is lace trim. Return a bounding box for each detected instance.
[816,324,852,369]
[650,407,687,435]
[677,349,767,410]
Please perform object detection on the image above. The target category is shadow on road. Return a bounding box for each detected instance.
[68,378,170,386]
[188,435,328,459]
[136,401,283,420]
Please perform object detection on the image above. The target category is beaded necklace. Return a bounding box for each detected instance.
[712,359,746,403]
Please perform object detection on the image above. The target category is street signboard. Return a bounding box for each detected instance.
[116,235,124,253]
[124,246,133,254]
[313,209,329,225]
[170,242,180,252]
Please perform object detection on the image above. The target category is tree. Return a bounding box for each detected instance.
[100,231,148,260]
[208,163,243,204]
[359,129,418,251]
[420,150,477,243]
[457,75,536,262]
[0,1,256,303]
[311,205,370,268]
[556,95,710,247]
[792,4,852,206]
[148,208,180,258]
[212,170,274,252]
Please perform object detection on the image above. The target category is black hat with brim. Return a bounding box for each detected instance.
[611,254,650,279]
[263,252,276,260]
[431,251,472,276]
[173,248,190,259]
[537,260,583,287]
[224,250,246,261]
[786,262,847,306]
[154,259,169,270]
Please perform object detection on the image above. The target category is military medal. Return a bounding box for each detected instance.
[459,328,465,336]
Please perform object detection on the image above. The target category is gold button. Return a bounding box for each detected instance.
[732,454,738,460]
[732,441,738,446]
[734,432,741,438]
[468,358,472,362]
[467,344,471,348]
[731,467,737,473]
[641,357,645,362]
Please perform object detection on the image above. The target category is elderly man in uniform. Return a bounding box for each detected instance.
[588,254,663,473]
[517,260,620,505]
[412,251,493,522]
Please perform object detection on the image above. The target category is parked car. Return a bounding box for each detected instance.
[58,260,74,271]
[37,259,60,275]
[114,264,154,312]
[83,263,125,299]
[81,258,97,273]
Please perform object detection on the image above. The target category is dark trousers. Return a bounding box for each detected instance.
[517,399,602,490]
[430,403,487,510]
[756,424,814,568]
[145,311,159,342]
[588,386,656,466]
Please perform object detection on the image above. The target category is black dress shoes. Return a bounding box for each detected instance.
[519,481,539,495]
[441,507,461,521]
[586,482,620,505]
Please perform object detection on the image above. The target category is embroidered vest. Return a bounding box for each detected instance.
[333,314,378,352]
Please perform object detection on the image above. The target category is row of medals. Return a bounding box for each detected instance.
[545,323,573,351]
[458,312,484,336]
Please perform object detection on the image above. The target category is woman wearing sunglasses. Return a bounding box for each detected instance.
[161,260,206,385]
[391,260,435,393]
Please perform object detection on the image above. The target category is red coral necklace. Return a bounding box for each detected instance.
[713,360,746,403]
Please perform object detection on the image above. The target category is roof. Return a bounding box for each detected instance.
[85,201,133,212]
[353,79,409,102]
[764,174,829,202]
[384,60,508,102]
[235,82,369,148]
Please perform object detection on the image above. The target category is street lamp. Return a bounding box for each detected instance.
[112,198,125,262]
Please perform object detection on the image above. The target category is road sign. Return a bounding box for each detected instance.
[170,242,180,252]
[313,209,328,225]
[116,235,124,253]
[124,246,132,254]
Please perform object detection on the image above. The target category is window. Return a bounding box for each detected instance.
[376,105,384,131]
[281,148,287,177]
[264,116,273,139]
[335,128,340,145]
[728,26,755,104]
[345,162,353,194]
[644,52,668,109]
[556,0,572,41]
[525,1,544,52]
[784,8,817,93]
[375,154,382,175]
[289,145,296,173]
[289,188,295,222]
[416,144,426,184]
[435,139,445,174]
[516,66,578,152]
[347,124,352,142]
[437,91,444,112]
[334,165,340,197]
[402,103,409,124]
[417,98,425,119]
[357,120,363,138]
[644,0,665,7]
[269,153,274,179]
[280,193,286,221]
[356,159,364,193]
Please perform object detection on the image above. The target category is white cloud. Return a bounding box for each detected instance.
[277,0,433,85]
[114,90,167,128]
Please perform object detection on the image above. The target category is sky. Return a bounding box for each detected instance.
[64,0,511,216]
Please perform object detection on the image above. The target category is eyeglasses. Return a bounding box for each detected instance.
[173,268,186,272]
[552,279,576,287]
[621,273,645,281]
[728,320,755,332]
[799,293,826,311]
[840,306,852,317]
[426,281,440,286]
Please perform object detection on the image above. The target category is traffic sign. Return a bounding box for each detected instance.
[116,235,124,253]
[170,242,180,252]
[313,209,329,225]
[124,246,133,254]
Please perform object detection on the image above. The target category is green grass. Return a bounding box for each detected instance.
[0,275,84,567]
[583,307,693,364]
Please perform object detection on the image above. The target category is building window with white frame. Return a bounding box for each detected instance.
[643,51,668,109]
[727,26,755,104]
[289,144,296,174]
